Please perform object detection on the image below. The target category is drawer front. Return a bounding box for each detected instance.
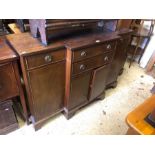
[0,63,19,101]
[25,49,66,69]
[72,52,114,75]
[72,41,116,62]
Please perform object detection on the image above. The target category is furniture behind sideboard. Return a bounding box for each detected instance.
[0,37,28,133]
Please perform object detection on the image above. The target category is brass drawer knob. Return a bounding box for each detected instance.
[107,44,111,49]
[104,56,109,61]
[44,55,52,63]
[81,51,87,57]
[80,64,86,70]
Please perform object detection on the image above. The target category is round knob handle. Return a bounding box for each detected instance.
[80,64,86,70]
[44,55,52,63]
[81,51,87,57]
[107,44,111,49]
[104,56,109,61]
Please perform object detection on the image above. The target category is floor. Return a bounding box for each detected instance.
[9,61,155,135]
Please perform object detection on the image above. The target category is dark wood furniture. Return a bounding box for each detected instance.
[6,22,132,130]
[29,19,104,45]
[106,29,133,88]
[64,32,120,119]
[0,20,9,36]
[16,19,29,32]
[0,37,28,124]
[0,100,18,134]
[6,33,66,130]
[29,19,120,45]
[116,19,133,30]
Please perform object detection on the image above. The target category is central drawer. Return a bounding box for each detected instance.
[25,48,66,69]
[72,41,116,62]
[72,51,114,75]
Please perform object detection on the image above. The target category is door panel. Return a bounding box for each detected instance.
[68,71,92,110]
[0,63,18,101]
[89,65,110,101]
[106,35,130,85]
[28,61,65,121]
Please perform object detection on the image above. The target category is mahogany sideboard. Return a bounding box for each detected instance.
[6,28,132,130]
[0,37,28,124]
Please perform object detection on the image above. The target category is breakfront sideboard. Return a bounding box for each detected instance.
[6,20,132,130]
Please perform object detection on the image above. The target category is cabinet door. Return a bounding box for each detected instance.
[68,71,92,110]
[27,61,65,121]
[106,35,130,85]
[115,35,130,73]
[0,63,18,101]
[89,65,109,101]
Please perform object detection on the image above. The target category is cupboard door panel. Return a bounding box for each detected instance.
[0,63,18,101]
[116,36,130,72]
[28,61,65,121]
[68,71,92,110]
[89,65,110,101]
[106,35,130,86]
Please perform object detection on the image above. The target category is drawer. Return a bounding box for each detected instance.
[72,52,114,75]
[72,41,116,62]
[0,63,19,101]
[25,49,66,69]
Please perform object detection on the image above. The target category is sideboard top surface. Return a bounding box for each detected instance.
[6,33,65,56]
[64,32,120,50]
[6,31,124,56]
[0,37,18,63]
